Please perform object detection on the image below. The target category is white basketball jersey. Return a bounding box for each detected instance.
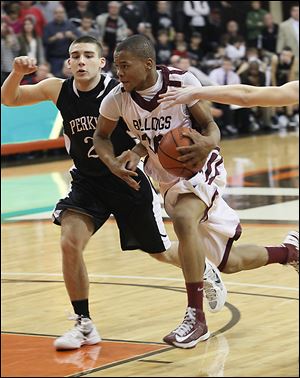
[100,66,207,186]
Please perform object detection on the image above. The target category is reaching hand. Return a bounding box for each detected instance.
[109,150,141,191]
[158,86,199,109]
[13,56,38,75]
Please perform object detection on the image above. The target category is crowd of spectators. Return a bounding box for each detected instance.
[1,1,299,137]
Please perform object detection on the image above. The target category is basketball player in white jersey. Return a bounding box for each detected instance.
[158,81,299,108]
[94,35,299,349]
[1,36,227,351]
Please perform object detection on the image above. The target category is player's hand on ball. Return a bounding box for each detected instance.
[111,150,140,191]
[13,56,38,75]
[177,129,213,169]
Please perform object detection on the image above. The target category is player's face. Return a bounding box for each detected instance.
[68,43,105,81]
[114,50,153,92]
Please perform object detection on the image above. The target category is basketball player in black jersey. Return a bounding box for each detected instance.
[1,36,227,351]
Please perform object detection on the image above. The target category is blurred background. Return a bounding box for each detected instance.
[1,1,299,168]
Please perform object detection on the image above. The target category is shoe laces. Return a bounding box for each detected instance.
[204,266,219,301]
[65,313,91,337]
[173,307,196,337]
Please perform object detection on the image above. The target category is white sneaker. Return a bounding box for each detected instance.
[54,314,101,350]
[282,231,299,273]
[203,259,227,313]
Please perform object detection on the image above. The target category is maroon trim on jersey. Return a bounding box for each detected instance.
[204,152,219,182]
[218,224,242,272]
[169,80,182,87]
[167,68,188,75]
[200,189,218,223]
[208,158,224,185]
[129,65,186,112]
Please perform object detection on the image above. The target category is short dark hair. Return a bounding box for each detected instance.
[69,36,103,56]
[115,35,156,61]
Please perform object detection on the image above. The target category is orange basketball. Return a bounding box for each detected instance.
[158,126,198,179]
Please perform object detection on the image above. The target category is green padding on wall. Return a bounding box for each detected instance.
[1,102,59,144]
[1,174,66,214]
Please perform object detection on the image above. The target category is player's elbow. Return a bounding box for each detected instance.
[1,91,17,106]
[1,94,14,106]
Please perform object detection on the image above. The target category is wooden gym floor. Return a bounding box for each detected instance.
[1,131,299,377]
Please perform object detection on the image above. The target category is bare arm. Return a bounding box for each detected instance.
[158,81,299,108]
[93,115,141,190]
[1,56,63,106]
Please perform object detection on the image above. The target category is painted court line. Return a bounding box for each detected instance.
[1,272,298,292]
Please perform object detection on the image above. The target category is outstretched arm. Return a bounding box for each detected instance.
[158,81,299,108]
[1,56,62,106]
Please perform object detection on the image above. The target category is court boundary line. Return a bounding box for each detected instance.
[1,271,298,291]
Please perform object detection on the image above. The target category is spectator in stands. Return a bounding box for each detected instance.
[88,1,110,17]
[56,58,68,79]
[208,56,240,136]
[225,36,246,70]
[216,1,247,35]
[271,46,298,128]
[32,62,54,82]
[220,20,243,47]
[151,1,175,40]
[245,1,267,47]
[68,1,94,28]
[187,31,205,68]
[259,12,278,54]
[96,1,128,52]
[172,39,188,58]
[173,31,186,45]
[271,47,297,86]
[120,1,144,36]
[2,2,23,35]
[59,58,72,79]
[276,4,299,79]
[19,1,47,37]
[205,7,223,52]
[35,1,61,23]
[101,42,115,77]
[136,22,156,46]
[177,56,216,87]
[77,12,100,40]
[155,29,173,65]
[183,1,210,41]
[1,19,20,85]
[18,16,46,66]
[202,44,226,75]
[237,47,267,76]
[43,5,79,76]
[169,54,181,67]
[277,4,299,57]
[238,60,267,132]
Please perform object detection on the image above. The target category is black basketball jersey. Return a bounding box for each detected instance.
[56,75,135,176]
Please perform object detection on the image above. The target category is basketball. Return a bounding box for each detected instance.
[158,126,198,179]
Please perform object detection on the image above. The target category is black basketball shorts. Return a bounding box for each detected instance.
[52,167,171,253]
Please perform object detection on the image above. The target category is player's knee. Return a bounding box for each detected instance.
[61,235,83,256]
[172,213,197,236]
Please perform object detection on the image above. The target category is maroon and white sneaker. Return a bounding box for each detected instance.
[282,231,299,273]
[163,307,210,349]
